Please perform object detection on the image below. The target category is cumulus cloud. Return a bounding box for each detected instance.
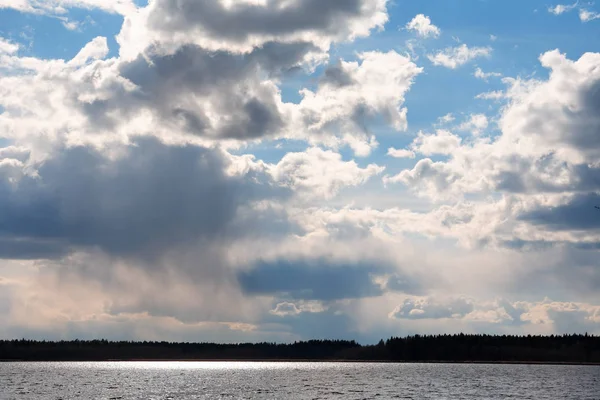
[1,0,600,342]
[387,148,416,159]
[0,35,420,156]
[0,38,19,55]
[270,301,328,317]
[383,158,460,200]
[476,90,506,100]
[118,0,389,57]
[390,296,600,330]
[270,147,385,199]
[405,14,440,38]
[390,297,474,320]
[458,114,489,135]
[0,138,283,260]
[411,129,462,155]
[428,44,492,69]
[295,51,422,155]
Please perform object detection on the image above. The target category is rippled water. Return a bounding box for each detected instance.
[1,362,599,399]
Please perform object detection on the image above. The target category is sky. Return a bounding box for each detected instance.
[0,0,600,344]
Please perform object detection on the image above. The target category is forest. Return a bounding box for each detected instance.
[1,334,599,363]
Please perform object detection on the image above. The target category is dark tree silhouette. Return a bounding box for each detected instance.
[1,334,598,363]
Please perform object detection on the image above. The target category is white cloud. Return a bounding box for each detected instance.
[383,158,460,200]
[295,50,422,154]
[548,3,578,15]
[476,90,506,100]
[0,38,420,156]
[270,301,328,317]
[405,14,440,38]
[548,2,600,22]
[387,148,416,159]
[61,19,80,31]
[412,129,462,156]
[390,296,600,329]
[474,67,502,81]
[0,37,19,55]
[0,0,137,16]
[428,44,492,69]
[579,8,600,21]
[269,148,385,200]
[68,36,109,67]
[458,114,489,135]
[390,296,475,320]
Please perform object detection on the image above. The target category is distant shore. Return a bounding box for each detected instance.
[2,334,599,364]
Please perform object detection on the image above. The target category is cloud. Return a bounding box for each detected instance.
[384,158,459,200]
[548,3,579,15]
[0,38,19,55]
[295,51,422,154]
[0,34,420,156]
[428,44,492,69]
[270,301,328,317]
[411,129,462,156]
[69,37,109,67]
[0,137,283,260]
[390,296,475,320]
[390,296,600,330]
[387,148,416,159]
[269,147,385,199]
[437,113,456,125]
[547,2,600,22]
[0,0,137,16]
[458,114,489,135]
[520,193,600,231]
[405,14,440,38]
[119,0,389,57]
[2,0,600,343]
[391,50,600,202]
[474,67,502,81]
[385,130,462,174]
[501,50,600,162]
[579,8,600,22]
[237,258,389,301]
[476,90,506,100]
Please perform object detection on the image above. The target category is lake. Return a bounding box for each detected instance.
[1,362,599,399]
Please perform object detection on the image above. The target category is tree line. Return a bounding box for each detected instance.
[1,334,599,363]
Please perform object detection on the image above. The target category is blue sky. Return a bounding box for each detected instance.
[1,0,600,343]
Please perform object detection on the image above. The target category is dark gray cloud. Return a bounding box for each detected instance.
[79,43,313,139]
[238,258,390,301]
[519,192,600,231]
[0,238,69,260]
[148,0,369,43]
[0,137,285,260]
[494,154,600,194]
[319,62,356,88]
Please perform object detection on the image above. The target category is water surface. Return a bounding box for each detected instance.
[1,362,599,399]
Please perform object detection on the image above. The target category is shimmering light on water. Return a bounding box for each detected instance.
[2,362,599,399]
